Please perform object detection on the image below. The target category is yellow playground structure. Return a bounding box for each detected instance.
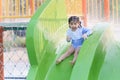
[0,0,44,19]
[0,0,119,24]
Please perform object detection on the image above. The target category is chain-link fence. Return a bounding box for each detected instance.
[0,22,30,80]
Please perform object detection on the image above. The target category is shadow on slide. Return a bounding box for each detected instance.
[26,0,120,80]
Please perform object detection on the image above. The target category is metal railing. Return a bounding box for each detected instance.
[0,22,29,80]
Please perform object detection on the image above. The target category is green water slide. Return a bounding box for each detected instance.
[26,0,120,80]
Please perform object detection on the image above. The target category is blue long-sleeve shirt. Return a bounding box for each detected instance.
[66,27,92,47]
[67,27,92,40]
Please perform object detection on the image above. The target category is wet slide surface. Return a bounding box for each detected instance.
[26,0,120,80]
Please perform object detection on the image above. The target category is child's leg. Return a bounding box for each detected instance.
[56,45,74,64]
[70,47,80,65]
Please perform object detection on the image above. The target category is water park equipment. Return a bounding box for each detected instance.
[0,0,119,80]
[26,0,120,80]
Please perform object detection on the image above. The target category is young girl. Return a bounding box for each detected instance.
[56,16,92,65]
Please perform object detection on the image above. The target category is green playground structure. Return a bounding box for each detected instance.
[26,0,120,80]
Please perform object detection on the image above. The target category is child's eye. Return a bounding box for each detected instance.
[70,22,77,25]
[70,23,73,25]
[74,23,77,25]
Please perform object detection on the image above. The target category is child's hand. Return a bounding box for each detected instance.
[67,36,71,42]
[82,34,88,39]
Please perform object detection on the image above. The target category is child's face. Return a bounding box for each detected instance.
[69,21,79,30]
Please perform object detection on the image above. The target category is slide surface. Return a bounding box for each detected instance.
[26,0,120,80]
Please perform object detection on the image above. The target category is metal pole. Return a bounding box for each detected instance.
[0,0,2,21]
[104,0,110,21]
[0,26,4,80]
[82,0,87,26]
[30,0,35,15]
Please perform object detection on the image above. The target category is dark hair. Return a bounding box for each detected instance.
[79,21,82,27]
[68,16,79,24]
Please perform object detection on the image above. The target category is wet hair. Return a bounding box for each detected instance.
[68,16,82,28]
[68,16,79,24]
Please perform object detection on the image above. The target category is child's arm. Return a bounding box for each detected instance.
[66,36,71,42]
[82,27,93,39]
[66,29,71,42]
[82,27,93,36]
